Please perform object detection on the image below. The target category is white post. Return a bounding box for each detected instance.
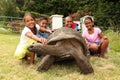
[51,15,63,29]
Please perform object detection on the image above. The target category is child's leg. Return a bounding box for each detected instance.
[99,36,109,58]
[22,55,28,63]
[29,52,35,66]
[14,46,28,61]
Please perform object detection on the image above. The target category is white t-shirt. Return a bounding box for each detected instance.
[18,24,40,47]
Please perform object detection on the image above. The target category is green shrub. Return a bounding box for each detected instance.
[105,30,120,52]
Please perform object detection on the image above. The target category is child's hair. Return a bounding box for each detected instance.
[23,12,35,22]
[39,16,48,22]
[84,17,94,22]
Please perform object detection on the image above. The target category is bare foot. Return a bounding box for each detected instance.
[98,53,104,58]
[29,64,34,68]
[22,55,28,63]
[22,59,27,63]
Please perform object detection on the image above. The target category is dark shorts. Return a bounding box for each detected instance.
[94,42,100,46]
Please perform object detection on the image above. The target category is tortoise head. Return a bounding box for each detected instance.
[27,42,62,56]
[28,43,44,53]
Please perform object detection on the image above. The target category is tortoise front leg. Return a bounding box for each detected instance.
[37,55,55,72]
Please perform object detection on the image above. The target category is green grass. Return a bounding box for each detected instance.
[0,30,120,80]
[105,30,120,52]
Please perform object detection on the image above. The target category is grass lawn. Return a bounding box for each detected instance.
[0,30,120,80]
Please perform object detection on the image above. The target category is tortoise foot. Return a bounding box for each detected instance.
[37,55,55,72]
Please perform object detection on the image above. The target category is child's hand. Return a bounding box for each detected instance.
[39,38,47,44]
[47,30,53,33]
[51,29,57,32]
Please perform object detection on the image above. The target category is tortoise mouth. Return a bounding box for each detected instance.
[27,45,34,51]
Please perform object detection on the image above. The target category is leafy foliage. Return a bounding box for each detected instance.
[0,0,18,17]
[0,0,120,31]
[23,0,78,16]
[91,0,120,31]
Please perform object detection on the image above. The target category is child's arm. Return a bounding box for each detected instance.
[25,32,47,44]
[99,32,108,45]
[99,32,104,39]
[40,27,52,33]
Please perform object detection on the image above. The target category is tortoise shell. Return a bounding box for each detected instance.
[47,27,88,56]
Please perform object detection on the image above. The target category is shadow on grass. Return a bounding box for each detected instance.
[35,58,83,77]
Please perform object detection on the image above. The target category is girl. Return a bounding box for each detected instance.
[14,12,47,67]
[82,17,109,58]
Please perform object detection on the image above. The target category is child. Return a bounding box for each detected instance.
[14,12,47,67]
[82,17,109,58]
[37,16,53,39]
[64,16,79,30]
[36,16,53,57]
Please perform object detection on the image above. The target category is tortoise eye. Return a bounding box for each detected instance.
[29,45,34,48]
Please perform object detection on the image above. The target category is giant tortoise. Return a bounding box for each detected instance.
[28,27,94,74]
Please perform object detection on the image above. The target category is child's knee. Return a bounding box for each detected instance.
[14,47,28,59]
[103,36,108,40]
[89,43,99,51]
[14,51,25,59]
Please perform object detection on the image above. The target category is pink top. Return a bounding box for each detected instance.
[82,27,101,43]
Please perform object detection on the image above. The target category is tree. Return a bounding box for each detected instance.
[1,0,119,31]
[0,0,18,17]
[22,0,78,17]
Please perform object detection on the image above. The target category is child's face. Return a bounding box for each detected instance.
[84,19,94,30]
[39,20,48,28]
[24,15,35,29]
[65,18,73,27]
